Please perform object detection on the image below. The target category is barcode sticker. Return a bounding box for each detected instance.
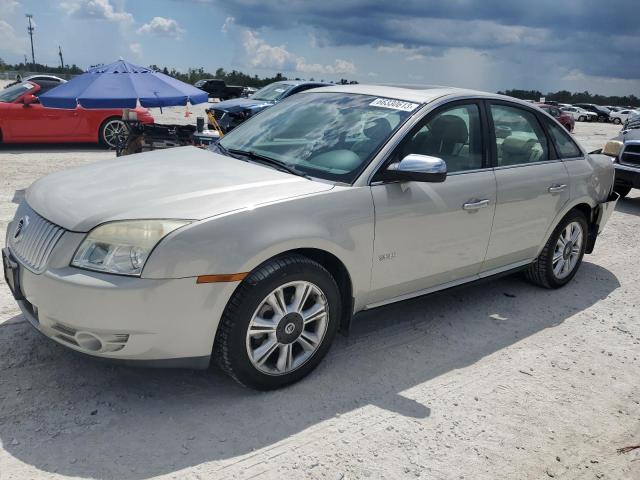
[369,98,419,112]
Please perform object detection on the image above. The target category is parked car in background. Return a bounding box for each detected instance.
[3,85,617,389]
[574,103,611,122]
[609,109,639,125]
[207,80,330,133]
[0,81,154,147]
[561,106,597,122]
[193,79,244,101]
[3,74,67,89]
[536,103,575,131]
[241,86,258,97]
[602,114,640,198]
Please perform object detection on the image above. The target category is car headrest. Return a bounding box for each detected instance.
[430,115,468,144]
[363,117,392,141]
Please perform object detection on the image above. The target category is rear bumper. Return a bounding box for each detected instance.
[586,192,619,254]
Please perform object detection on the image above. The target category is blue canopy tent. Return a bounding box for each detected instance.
[39,59,208,109]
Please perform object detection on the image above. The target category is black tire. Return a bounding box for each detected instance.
[214,254,341,390]
[99,117,127,149]
[578,115,585,122]
[525,210,588,289]
[613,118,622,125]
[614,185,631,198]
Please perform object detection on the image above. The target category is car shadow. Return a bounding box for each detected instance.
[615,193,640,216]
[0,262,619,479]
[0,143,107,154]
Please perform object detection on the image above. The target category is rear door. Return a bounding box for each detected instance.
[483,102,570,271]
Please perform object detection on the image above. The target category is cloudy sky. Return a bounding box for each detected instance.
[0,0,638,95]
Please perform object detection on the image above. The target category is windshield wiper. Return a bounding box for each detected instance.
[227,148,311,179]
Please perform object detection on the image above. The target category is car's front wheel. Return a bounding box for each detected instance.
[214,254,341,390]
[525,210,588,289]
[578,115,585,122]
[613,117,622,125]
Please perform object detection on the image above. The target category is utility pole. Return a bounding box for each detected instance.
[58,46,64,69]
[25,14,35,66]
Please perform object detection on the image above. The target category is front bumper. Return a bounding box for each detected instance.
[614,164,640,189]
[7,244,238,368]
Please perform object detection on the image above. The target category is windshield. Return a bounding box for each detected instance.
[251,83,294,101]
[0,82,35,103]
[218,92,419,183]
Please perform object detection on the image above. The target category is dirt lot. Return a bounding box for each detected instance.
[0,107,639,479]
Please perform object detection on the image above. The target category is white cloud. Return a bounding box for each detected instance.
[221,16,235,34]
[60,0,133,23]
[240,29,355,75]
[0,20,26,55]
[137,16,184,39]
[129,42,143,57]
[0,0,19,13]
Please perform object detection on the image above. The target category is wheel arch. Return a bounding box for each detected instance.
[243,247,355,333]
[537,200,596,258]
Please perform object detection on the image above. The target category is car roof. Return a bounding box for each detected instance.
[302,83,525,106]
[271,80,331,87]
[24,75,66,83]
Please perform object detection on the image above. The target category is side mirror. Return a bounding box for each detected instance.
[384,154,447,183]
[601,140,623,158]
[22,94,38,106]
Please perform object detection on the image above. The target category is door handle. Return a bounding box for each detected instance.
[548,184,567,194]
[463,199,490,211]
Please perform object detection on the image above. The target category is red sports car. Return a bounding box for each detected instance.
[0,81,154,148]
[535,103,575,132]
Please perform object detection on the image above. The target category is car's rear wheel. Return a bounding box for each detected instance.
[613,117,622,125]
[214,254,341,390]
[578,115,585,122]
[525,210,588,289]
[99,117,128,149]
[614,185,631,198]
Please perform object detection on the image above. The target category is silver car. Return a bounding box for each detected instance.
[3,85,618,389]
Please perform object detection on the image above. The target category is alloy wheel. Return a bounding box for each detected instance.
[246,281,329,375]
[102,119,128,148]
[552,221,584,279]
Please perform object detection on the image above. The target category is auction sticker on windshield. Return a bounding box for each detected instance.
[369,98,419,112]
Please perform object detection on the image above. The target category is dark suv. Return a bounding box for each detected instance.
[194,79,244,101]
[574,103,611,122]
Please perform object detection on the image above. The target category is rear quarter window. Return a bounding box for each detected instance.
[544,119,582,158]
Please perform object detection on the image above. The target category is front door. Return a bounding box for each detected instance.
[369,101,497,303]
[483,102,570,271]
[10,91,80,141]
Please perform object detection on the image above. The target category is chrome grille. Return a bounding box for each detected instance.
[8,203,65,273]
[620,143,640,167]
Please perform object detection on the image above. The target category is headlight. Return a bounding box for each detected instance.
[71,220,191,276]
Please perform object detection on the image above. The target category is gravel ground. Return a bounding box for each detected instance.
[0,93,639,479]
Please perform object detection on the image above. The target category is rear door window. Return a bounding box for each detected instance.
[490,104,549,166]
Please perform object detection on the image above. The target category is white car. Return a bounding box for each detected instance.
[3,85,618,389]
[610,109,639,125]
[561,106,598,122]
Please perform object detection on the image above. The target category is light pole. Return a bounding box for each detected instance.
[26,14,35,66]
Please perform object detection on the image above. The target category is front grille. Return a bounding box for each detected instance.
[620,143,640,167]
[7,203,65,274]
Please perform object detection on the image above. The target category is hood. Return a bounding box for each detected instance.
[26,146,333,232]
[214,97,275,114]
